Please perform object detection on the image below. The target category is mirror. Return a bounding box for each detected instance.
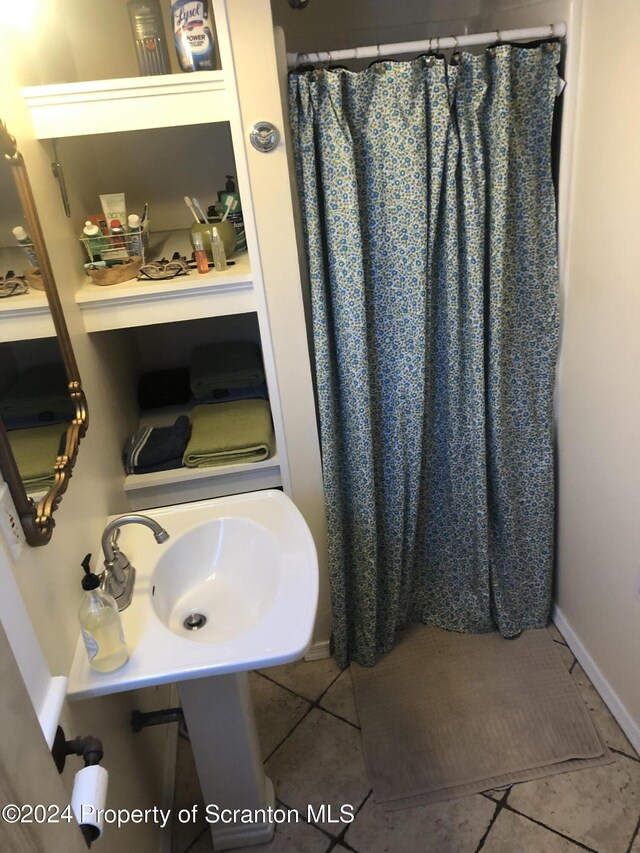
[0,120,88,546]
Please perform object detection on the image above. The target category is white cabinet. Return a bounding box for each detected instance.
[10,0,329,642]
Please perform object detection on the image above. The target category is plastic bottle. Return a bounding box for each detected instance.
[12,226,38,267]
[78,554,129,673]
[109,219,129,258]
[192,231,209,273]
[210,226,227,271]
[82,221,106,261]
[170,0,216,72]
[127,214,143,257]
[127,0,171,76]
[218,175,246,251]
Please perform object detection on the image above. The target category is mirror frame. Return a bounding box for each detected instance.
[0,120,88,547]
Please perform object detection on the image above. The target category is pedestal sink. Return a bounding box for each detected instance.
[67,490,319,850]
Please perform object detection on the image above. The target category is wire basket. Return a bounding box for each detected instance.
[80,220,150,264]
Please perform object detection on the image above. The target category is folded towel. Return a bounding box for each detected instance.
[124,415,191,474]
[195,382,268,405]
[137,368,192,410]
[7,423,68,494]
[183,400,274,468]
[190,341,265,398]
[0,362,74,422]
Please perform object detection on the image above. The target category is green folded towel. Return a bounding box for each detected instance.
[183,400,274,468]
[7,423,68,494]
[190,341,265,398]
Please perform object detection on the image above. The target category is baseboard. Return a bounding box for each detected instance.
[552,604,640,755]
[304,639,331,661]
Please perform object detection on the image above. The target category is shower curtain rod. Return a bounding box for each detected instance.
[287,22,566,68]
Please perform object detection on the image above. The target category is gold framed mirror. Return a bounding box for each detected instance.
[0,120,88,546]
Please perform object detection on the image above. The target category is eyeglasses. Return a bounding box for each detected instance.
[137,259,191,281]
[0,272,28,298]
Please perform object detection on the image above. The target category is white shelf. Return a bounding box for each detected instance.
[0,289,54,342]
[76,232,254,332]
[122,404,281,509]
[124,418,281,511]
[0,247,54,341]
[125,450,281,492]
[23,71,229,139]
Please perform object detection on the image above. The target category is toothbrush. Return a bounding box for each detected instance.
[184,195,203,224]
[192,197,208,224]
[221,195,237,222]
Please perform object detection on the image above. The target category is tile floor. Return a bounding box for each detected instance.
[171,626,640,853]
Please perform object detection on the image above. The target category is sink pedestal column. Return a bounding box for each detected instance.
[178,672,275,850]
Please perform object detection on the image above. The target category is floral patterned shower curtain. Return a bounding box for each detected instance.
[290,43,561,668]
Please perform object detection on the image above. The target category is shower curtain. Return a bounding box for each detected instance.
[290,43,561,668]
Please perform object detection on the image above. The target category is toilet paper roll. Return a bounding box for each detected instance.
[71,765,109,837]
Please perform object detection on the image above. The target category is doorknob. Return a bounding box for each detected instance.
[249,122,280,153]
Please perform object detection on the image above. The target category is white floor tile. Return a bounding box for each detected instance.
[571,664,638,758]
[483,808,586,852]
[258,657,341,701]
[265,708,370,834]
[250,671,310,759]
[345,792,495,853]
[507,753,640,853]
[319,668,359,727]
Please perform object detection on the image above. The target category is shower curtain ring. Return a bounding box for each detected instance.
[374,44,386,73]
[451,35,460,64]
[424,37,435,66]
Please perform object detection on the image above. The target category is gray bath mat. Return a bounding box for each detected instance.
[350,625,612,809]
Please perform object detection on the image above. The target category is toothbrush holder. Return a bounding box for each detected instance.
[189,218,236,262]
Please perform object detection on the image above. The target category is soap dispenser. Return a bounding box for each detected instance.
[79,554,129,673]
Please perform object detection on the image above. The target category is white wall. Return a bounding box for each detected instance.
[556,0,640,731]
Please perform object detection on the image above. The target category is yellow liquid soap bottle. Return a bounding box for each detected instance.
[78,553,129,673]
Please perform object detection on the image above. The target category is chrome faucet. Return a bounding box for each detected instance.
[101,514,170,611]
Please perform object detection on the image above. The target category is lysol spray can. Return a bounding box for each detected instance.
[170,0,216,72]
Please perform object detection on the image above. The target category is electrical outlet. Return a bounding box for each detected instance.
[0,483,25,560]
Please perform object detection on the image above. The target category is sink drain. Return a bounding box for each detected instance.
[183,612,207,631]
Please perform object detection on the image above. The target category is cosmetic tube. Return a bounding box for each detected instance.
[100,194,127,233]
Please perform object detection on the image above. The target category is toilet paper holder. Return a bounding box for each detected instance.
[51,726,107,849]
[51,727,103,774]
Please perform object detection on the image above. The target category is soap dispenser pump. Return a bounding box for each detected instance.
[79,553,129,673]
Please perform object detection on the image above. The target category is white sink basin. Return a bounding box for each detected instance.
[151,517,282,642]
[67,490,318,699]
